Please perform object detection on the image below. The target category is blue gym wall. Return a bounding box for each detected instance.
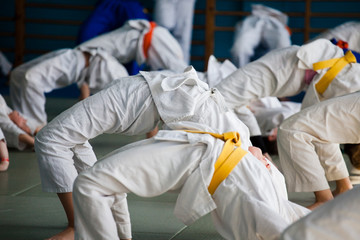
[0,0,359,98]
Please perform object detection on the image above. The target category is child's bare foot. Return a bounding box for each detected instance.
[0,159,9,171]
[46,226,74,240]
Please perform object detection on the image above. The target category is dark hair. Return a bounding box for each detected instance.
[262,137,278,155]
[344,143,360,169]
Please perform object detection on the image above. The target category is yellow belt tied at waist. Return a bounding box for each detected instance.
[313,50,356,94]
[185,130,248,195]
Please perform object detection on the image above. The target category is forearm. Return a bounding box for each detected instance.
[0,139,9,171]
[78,51,91,101]
[79,83,90,100]
[0,140,9,159]
[18,134,35,149]
[33,126,43,136]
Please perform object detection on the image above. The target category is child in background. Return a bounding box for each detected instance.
[0,128,9,171]
[277,92,360,209]
[0,94,42,151]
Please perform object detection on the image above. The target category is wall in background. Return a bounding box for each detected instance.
[0,0,359,97]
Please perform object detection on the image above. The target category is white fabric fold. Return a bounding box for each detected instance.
[77,49,129,93]
[299,39,360,108]
[141,66,212,123]
[78,19,187,72]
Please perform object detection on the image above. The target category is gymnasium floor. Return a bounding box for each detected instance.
[0,96,339,240]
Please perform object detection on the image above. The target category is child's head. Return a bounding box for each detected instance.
[344,143,360,169]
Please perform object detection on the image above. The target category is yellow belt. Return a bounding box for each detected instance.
[185,130,248,195]
[313,50,356,94]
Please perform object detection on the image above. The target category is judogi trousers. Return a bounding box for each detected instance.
[216,45,306,109]
[35,76,159,193]
[278,92,360,192]
[154,0,196,63]
[74,132,309,240]
[10,49,85,126]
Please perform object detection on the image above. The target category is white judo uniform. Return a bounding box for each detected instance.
[154,0,196,64]
[249,97,301,136]
[311,21,360,52]
[231,4,291,68]
[277,92,360,192]
[73,67,310,240]
[0,51,12,76]
[280,186,360,240]
[10,48,127,126]
[217,39,360,111]
[35,75,160,193]
[0,128,4,142]
[198,56,261,137]
[77,19,188,72]
[0,95,39,150]
[202,56,299,141]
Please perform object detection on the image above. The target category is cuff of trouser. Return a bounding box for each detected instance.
[325,171,349,182]
[117,223,132,239]
[289,179,330,192]
[250,135,268,154]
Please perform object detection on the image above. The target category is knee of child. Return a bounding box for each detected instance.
[34,127,50,150]
[276,125,289,142]
[34,134,43,151]
[73,175,86,197]
[73,173,94,197]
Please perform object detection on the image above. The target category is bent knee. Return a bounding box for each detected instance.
[73,174,90,197]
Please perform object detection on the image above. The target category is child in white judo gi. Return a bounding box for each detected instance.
[34,71,159,240]
[9,48,128,126]
[77,19,188,73]
[35,66,309,240]
[280,186,360,240]
[277,91,360,209]
[311,21,360,52]
[76,0,149,45]
[217,38,360,111]
[200,55,282,160]
[154,0,196,64]
[216,38,360,156]
[71,66,310,240]
[0,94,41,151]
[248,97,302,154]
[0,128,9,171]
[231,4,291,68]
[76,0,150,75]
[310,21,360,184]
